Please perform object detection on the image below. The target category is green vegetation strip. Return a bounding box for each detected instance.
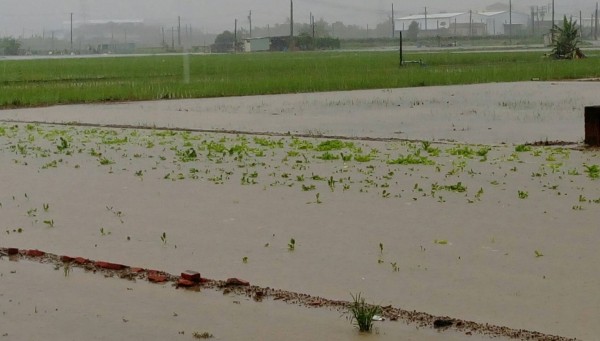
[1,51,600,108]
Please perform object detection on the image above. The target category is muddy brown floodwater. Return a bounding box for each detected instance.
[1,81,599,340]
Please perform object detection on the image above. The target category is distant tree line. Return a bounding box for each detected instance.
[0,37,21,55]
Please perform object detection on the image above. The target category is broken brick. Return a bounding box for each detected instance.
[26,249,45,257]
[148,272,168,283]
[130,267,145,274]
[60,255,74,262]
[181,270,201,283]
[7,248,19,255]
[74,257,89,265]
[177,279,196,287]
[226,278,250,286]
[95,261,125,270]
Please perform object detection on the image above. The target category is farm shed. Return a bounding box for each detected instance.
[243,37,271,52]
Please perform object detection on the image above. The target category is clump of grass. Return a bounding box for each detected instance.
[288,238,296,251]
[387,153,434,165]
[348,293,382,333]
[192,331,214,339]
[584,164,600,179]
[515,144,532,152]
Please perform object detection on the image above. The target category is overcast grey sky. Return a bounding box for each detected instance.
[1,0,598,37]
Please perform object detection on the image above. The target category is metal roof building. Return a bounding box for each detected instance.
[395,10,530,36]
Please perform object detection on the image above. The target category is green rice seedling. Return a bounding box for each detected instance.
[317,151,340,160]
[56,137,70,152]
[348,293,382,333]
[353,154,372,162]
[390,262,400,272]
[340,153,352,162]
[192,331,214,339]
[161,232,167,245]
[316,193,322,204]
[42,203,49,212]
[515,144,532,152]
[43,219,54,227]
[584,164,600,179]
[535,250,544,257]
[98,157,114,165]
[379,243,384,253]
[477,147,491,158]
[42,160,58,169]
[316,140,353,151]
[177,147,197,162]
[387,154,434,165]
[328,176,336,191]
[475,187,484,200]
[288,238,295,251]
[518,190,529,199]
[447,182,467,193]
[447,145,475,158]
[242,257,248,264]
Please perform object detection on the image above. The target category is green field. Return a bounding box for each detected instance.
[1,50,600,108]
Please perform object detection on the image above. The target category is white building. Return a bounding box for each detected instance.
[480,11,530,35]
[395,11,530,36]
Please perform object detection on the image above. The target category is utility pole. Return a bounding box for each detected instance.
[392,3,395,38]
[552,0,555,27]
[469,10,473,38]
[580,11,583,37]
[178,16,181,47]
[594,2,598,40]
[531,7,536,35]
[289,0,294,51]
[249,10,252,38]
[162,27,165,47]
[424,7,428,31]
[171,27,175,50]
[234,19,237,52]
[509,0,512,45]
[311,12,315,39]
[70,12,73,52]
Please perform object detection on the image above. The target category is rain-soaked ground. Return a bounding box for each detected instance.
[1,81,599,340]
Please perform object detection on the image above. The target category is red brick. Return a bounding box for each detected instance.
[74,257,89,265]
[60,255,74,262]
[177,279,196,287]
[226,278,250,286]
[181,270,201,283]
[26,249,45,257]
[95,261,125,270]
[130,267,145,273]
[148,272,168,283]
[7,248,19,255]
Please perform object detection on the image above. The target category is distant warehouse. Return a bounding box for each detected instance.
[394,11,529,37]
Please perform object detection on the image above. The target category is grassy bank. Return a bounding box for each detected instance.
[1,50,599,108]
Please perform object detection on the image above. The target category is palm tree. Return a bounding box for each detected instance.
[551,16,582,59]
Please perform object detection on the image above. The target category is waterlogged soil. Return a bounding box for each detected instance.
[0,82,599,340]
[1,81,599,144]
